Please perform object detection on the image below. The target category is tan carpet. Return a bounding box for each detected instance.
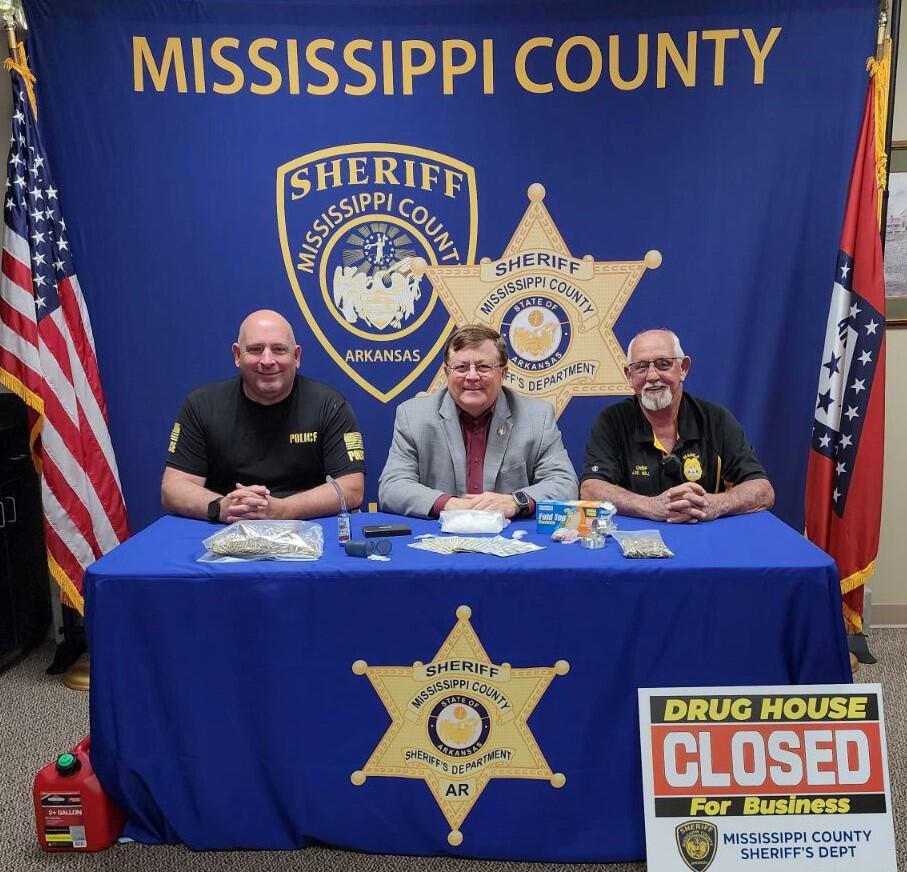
[1,632,904,871]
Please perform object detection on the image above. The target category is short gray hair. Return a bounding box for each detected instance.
[626,329,684,360]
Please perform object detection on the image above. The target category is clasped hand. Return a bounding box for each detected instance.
[653,482,721,524]
[220,483,282,522]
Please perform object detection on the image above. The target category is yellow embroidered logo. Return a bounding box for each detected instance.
[344,431,365,461]
[289,431,318,444]
[167,422,180,454]
[632,464,650,477]
[682,454,703,482]
[351,605,568,846]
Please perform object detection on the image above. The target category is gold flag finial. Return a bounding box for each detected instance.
[0,0,35,119]
[0,0,25,32]
[877,4,889,50]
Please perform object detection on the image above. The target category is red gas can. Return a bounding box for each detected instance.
[33,736,126,852]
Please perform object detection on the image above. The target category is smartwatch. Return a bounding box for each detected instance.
[207,497,223,523]
[512,490,531,516]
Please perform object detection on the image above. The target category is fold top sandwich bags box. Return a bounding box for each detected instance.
[536,500,614,536]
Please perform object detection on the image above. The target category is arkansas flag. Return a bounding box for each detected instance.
[805,63,887,636]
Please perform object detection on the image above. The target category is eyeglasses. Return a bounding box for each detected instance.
[446,362,504,376]
[626,357,681,375]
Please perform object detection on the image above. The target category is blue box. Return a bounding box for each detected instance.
[536,500,613,535]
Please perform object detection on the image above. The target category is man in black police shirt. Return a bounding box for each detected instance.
[162,309,365,523]
[580,328,774,523]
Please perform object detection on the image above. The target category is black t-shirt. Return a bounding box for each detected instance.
[580,393,767,496]
[165,376,365,497]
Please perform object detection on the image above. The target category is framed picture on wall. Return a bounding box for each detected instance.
[884,141,907,326]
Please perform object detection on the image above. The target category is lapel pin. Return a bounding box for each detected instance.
[497,425,506,437]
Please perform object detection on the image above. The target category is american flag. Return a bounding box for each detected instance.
[0,54,128,613]
[805,65,886,636]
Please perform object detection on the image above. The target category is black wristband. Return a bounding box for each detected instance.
[207,497,223,523]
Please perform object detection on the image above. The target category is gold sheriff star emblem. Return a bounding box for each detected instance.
[351,605,569,846]
[412,183,661,414]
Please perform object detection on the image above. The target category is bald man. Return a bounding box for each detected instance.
[162,310,365,523]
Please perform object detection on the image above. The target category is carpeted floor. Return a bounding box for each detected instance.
[1,631,904,871]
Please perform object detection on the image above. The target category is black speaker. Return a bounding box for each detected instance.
[0,394,51,670]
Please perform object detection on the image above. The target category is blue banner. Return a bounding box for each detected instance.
[25,0,877,531]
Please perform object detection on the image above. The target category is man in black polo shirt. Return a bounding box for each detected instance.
[579,328,774,523]
[162,309,365,523]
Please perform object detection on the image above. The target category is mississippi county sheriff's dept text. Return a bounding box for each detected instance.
[724,827,872,861]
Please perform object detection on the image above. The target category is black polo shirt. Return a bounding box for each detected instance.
[580,393,767,496]
[166,375,365,497]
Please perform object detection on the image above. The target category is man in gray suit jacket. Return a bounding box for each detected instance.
[379,324,578,518]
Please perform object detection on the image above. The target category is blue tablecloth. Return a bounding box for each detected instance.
[85,512,850,860]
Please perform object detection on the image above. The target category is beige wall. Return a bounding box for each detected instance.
[873,14,907,624]
[0,62,8,139]
[894,11,907,141]
[873,328,907,623]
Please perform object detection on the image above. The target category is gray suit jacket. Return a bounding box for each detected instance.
[378,387,578,518]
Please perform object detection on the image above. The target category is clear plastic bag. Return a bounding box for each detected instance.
[199,520,324,562]
[590,511,617,537]
[611,529,674,559]
[439,510,506,534]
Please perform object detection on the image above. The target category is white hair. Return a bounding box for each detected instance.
[626,329,684,360]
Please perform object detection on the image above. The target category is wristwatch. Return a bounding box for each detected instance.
[207,497,223,523]
[512,490,531,516]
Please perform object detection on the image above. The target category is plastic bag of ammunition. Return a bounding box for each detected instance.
[611,529,674,559]
[200,520,324,562]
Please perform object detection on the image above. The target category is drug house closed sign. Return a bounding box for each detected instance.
[638,684,896,871]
